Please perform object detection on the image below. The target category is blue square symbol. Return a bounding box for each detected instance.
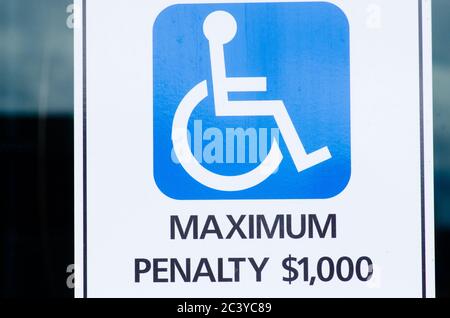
[153,2,351,200]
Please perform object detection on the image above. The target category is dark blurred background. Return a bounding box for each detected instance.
[0,0,449,298]
[1,0,74,297]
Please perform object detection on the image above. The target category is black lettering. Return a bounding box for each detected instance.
[286,214,306,239]
[134,258,151,283]
[193,258,216,282]
[217,258,233,282]
[308,214,337,238]
[228,258,246,282]
[226,215,247,239]
[170,215,198,239]
[170,258,191,282]
[153,258,168,283]
[256,215,284,239]
[200,216,223,239]
[248,257,269,282]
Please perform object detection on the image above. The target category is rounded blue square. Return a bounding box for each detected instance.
[153,2,351,200]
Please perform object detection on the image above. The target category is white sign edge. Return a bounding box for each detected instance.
[73,0,436,298]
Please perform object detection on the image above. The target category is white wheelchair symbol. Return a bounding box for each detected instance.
[172,11,332,191]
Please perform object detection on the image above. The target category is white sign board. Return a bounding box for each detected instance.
[75,0,435,297]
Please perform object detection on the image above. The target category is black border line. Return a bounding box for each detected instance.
[418,0,426,299]
[82,0,88,299]
[81,0,428,298]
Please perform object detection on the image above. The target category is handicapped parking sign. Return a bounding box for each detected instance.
[77,0,435,298]
[153,2,351,199]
